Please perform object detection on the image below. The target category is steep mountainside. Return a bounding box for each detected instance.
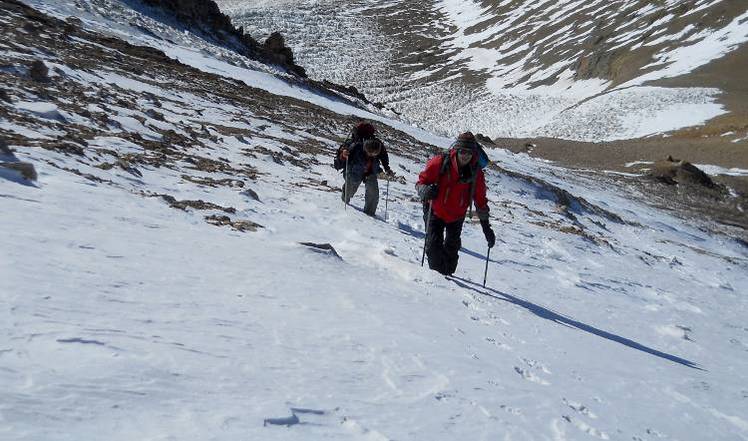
[2,1,748,440]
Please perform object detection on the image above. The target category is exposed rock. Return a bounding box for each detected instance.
[29,59,50,82]
[181,174,245,188]
[41,142,85,156]
[0,88,11,103]
[116,158,143,177]
[22,22,39,34]
[138,0,307,77]
[145,108,165,121]
[0,138,11,155]
[64,16,81,30]
[205,214,263,232]
[156,194,236,213]
[494,163,627,225]
[317,80,384,109]
[263,414,300,427]
[263,32,306,78]
[649,156,717,188]
[299,242,342,259]
[476,133,495,145]
[241,188,261,202]
[0,161,37,181]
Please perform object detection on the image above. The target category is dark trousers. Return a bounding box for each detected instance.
[424,205,464,275]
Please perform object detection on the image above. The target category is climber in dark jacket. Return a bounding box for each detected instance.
[334,121,394,216]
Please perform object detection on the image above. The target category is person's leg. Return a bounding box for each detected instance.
[426,215,447,274]
[443,218,465,275]
[363,174,379,216]
[342,174,363,204]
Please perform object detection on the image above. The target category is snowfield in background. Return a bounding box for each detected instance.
[226,0,748,141]
[2,1,748,440]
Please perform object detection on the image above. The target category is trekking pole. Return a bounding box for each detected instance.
[421,201,433,267]
[343,155,349,211]
[483,247,491,287]
[384,175,390,222]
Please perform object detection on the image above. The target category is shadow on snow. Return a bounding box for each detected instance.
[447,276,704,371]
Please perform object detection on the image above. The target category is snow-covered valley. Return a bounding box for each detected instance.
[2,1,748,440]
[223,0,748,143]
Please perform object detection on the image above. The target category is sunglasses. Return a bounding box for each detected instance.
[456,148,474,156]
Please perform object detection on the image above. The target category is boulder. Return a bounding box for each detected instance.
[0,161,37,181]
[299,242,342,259]
[29,60,50,82]
[649,156,716,188]
[138,0,306,77]
[0,88,11,103]
[0,138,10,155]
[263,32,306,77]
[476,133,495,144]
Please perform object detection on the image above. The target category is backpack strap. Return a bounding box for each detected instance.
[468,179,476,218]
[438,151,451,177]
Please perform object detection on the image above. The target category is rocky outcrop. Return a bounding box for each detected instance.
[262,32,306,78]
[649,156,717,188]
[476,133,495,145]
[28,59,49,82]
[138,0,307,77]
[0,161,37,181]
[1,138,37,182]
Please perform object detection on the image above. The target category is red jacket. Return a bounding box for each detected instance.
[417,150,489,223]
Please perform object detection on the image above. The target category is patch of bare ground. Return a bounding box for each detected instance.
[0,0,435,232]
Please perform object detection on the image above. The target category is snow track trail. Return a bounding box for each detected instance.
[2,1,748,440]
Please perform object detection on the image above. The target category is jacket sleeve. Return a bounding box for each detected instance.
[473,169,490,221]
[378,144,391,173]
[333,140,351,170]
[415,155,442,199]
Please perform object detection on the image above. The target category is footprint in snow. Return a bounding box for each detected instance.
[562,415,610,439]
[499,404,522,416]
[563,397,598,419]
[514,366,550,385]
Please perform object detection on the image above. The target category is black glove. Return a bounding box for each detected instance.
[481,220,495,248]
[421,184,439,201]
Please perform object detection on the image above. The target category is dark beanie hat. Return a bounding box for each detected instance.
[454,131,477,150]
[458,131,475,141]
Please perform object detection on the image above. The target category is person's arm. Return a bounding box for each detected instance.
[473,170,489,220]
[333,141,351,170]
[474,170,495,247]
[379,145,392,174]
[416,156,442,201]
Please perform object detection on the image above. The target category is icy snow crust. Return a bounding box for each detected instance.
[225,0,748,141]
[2,1,748,440]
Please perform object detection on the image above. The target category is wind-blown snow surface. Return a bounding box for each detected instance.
[3,2,748,441]
[224,0,748,141]
[4,129,748,440]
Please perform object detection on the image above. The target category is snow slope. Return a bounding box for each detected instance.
[3,1,748,440]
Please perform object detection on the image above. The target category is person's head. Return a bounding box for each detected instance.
[455,145,475,166]
[454,131,476,166]
[363,139,382,157]
[353,121,376,140]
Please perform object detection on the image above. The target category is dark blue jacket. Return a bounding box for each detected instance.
[334,138,390,180]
